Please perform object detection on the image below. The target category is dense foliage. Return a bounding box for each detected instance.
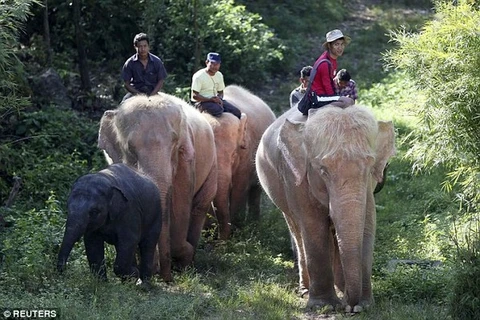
[385,1,480,317]
[22,0,293,96]
[0,0,40,198]
[142,0,285,91]
[23,0,144,68]
[386,0,480,204]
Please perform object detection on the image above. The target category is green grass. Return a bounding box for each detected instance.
[0,104,458,319]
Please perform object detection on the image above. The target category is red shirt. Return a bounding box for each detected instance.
[311,51,337,96]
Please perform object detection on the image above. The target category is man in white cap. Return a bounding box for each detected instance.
[191,52,242,119]
[300,29,354,115]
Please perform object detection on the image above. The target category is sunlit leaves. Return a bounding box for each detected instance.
[386,1,480,204]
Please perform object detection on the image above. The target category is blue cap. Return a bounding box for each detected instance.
[207,52,221,63]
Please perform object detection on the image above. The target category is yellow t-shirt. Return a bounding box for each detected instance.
[191,68,225,101]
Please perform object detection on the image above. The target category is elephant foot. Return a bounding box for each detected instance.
[115,266,139,282]
[136,278,154,291]
[344,300,372,314]
[160,270,173,283]
[306,297,343,312]
[345,305,363,313]
[172,255,193,271]
[57,263,66,274]
[298,287,309,298]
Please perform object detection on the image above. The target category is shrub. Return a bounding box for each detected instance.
[0,194,65,290]
[385,3,480,316]
[0,0,39,199]
[374,264,449,305]
[385,1,480,203]
[1,105,105,206]
[447,218,480,319]
[448,238,480,319]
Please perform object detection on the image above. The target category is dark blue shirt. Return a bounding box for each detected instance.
[121,53,167,94]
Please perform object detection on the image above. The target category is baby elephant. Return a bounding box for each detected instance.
[57,163,162,283]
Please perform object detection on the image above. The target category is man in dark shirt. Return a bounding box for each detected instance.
[121,33,167,102]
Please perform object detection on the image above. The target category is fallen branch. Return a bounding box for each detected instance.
[0,176,21,230]
[4,176,22,208]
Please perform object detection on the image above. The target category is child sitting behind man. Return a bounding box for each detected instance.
[334,69,358,103]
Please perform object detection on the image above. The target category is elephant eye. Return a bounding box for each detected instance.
[171,131,179,143]
[312,159,329,176]
[319,166,329,176]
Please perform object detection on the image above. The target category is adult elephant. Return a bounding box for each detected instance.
[98,94,217,282]
[255,105,395,312]
[202,85,276,240]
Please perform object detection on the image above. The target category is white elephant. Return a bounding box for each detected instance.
[255,105,395,312]
[201,85,276,239]
[98,94,217,282]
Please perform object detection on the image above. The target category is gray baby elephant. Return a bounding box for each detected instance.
[57,163,162,283]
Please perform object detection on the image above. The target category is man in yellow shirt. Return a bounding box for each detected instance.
[191,52,241,119]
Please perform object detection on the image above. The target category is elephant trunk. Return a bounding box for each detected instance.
[57,216,88,273]
[329,192,367,308]
[138,156,173,208]
[139,158,174,282]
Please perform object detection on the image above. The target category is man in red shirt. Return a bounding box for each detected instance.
[309,29,354,110]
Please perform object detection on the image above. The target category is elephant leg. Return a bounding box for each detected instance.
[170,192,195,269]
[230,169,250,227]
[283,212,309,296]
[188,212,207,249]
[84,233,107,280]
[139,230,161,282]
[289,233,298,270]
[303,213,341,309]
[138,245,154,282]
[188,166,218,247]
[247,183,262,221]
[158,188,173,282]
[214,181,232,240]
[358,194,376,309]
[168,151,200,270]
[113,241,139,281]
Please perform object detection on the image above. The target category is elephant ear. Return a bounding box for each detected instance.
[237,113,248,149]
[98,110,122,164]
[278,118,307,186]
[108,186,129,221]
[372,121,396,183]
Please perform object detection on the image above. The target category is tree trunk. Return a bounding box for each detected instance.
[4,176,21,208]
[43,0,52,67]
[72,0,91,91]
[193,0,201,71]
